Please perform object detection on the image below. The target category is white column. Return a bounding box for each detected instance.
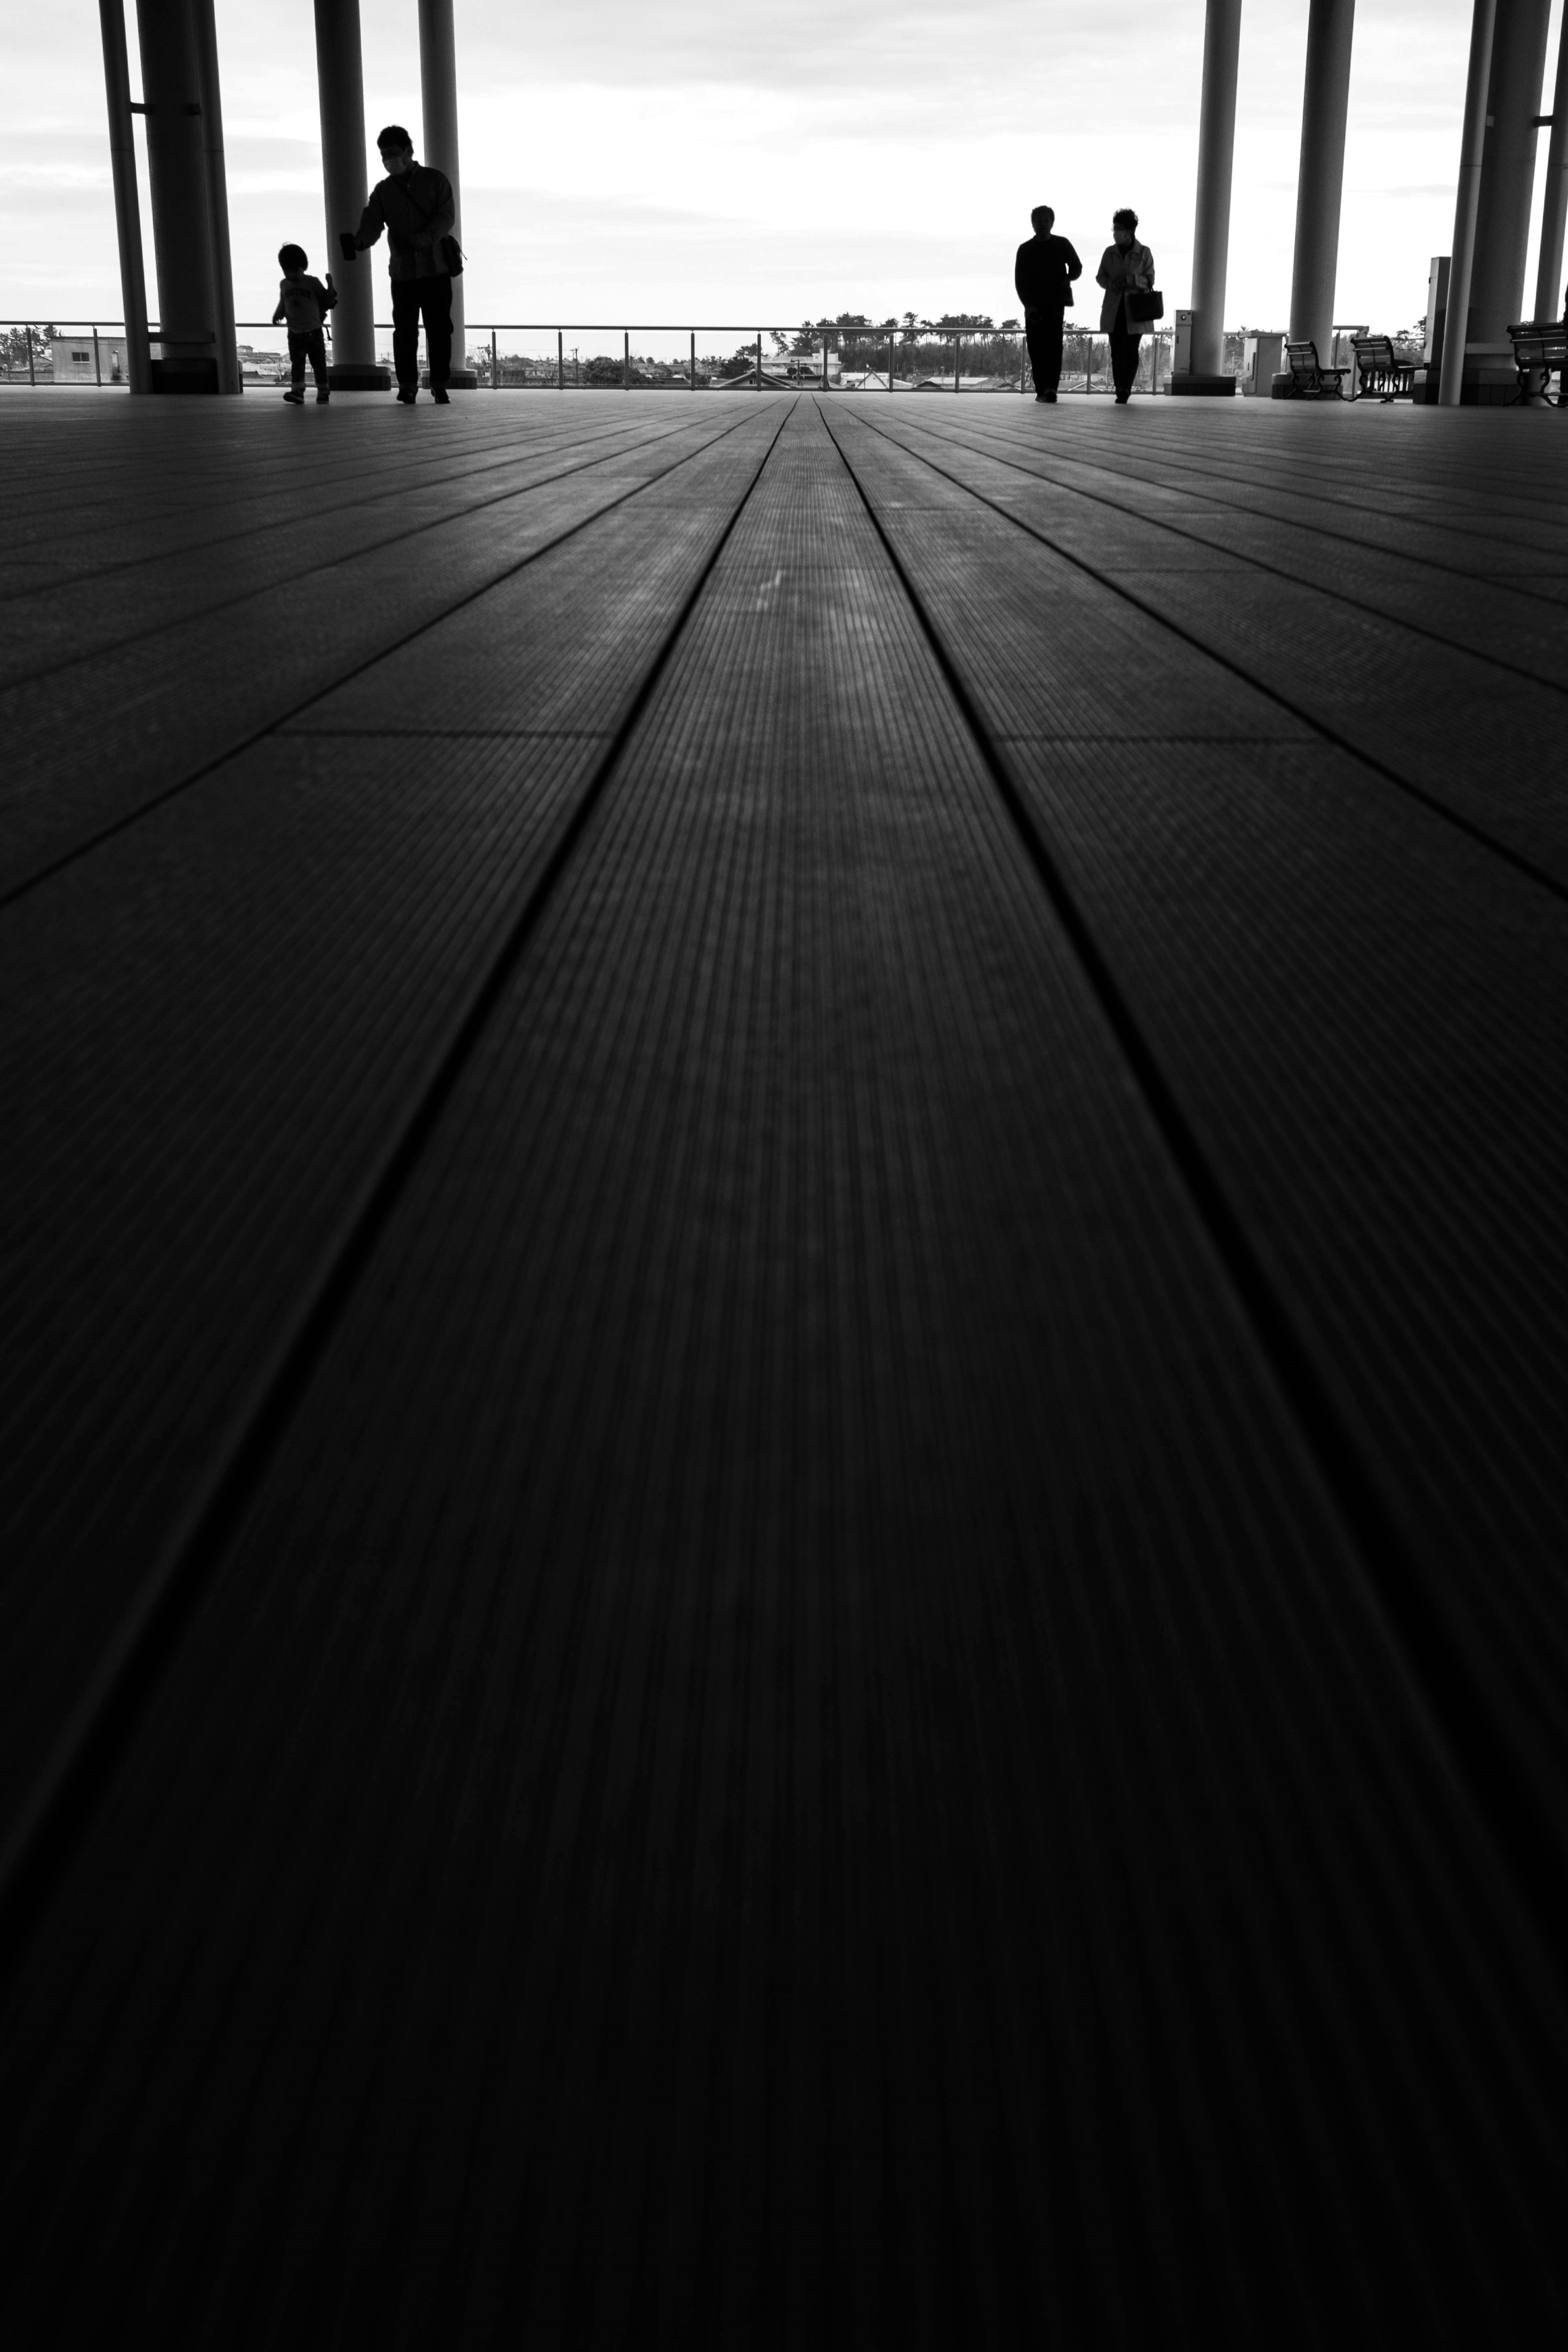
[1183,0,1243,388]
[1288,0,1356,362]
[137,0,230,390]
[417,0,474,384]
[1440,0,1499,402]
[1532,2,1568,319]
[191,0,239,392]
[314,0,388,385]
[1469,0,1553,342]
[97,0,152,392]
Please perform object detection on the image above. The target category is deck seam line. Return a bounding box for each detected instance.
[0,397,795,1988]
[942,406,1568,561]
[818,394,1568,1964]
[891,408,1568,702]
[0,406,770,913]
[0,409,730,701]
[850,403,1568,905]
[0,411,656,598]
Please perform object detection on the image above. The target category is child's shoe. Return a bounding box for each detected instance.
[316,388,330,403]
[282,387,304,403]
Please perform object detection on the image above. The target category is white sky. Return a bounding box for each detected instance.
[2,0,1564,338]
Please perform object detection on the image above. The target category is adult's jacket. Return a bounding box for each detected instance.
[352,164,455,282]
[1095,240,1156,332]
[1015,233,1082,312]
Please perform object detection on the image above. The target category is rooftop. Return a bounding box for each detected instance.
[2,384,1567,2334]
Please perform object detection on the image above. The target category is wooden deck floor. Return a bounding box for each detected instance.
[2,387,1567,2341]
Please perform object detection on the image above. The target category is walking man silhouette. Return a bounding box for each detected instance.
[340,125,455,405]
[1015,206,1082,403]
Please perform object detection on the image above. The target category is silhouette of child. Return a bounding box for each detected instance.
[272,246,338,404]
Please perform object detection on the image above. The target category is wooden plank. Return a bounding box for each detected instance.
[0,408,734,685]
[846,404,1568,887]
[898,404,1568,656]
[0,414,781,1860]
[1017,399,1568,521]
[0,404,669,594]
[0,408,776,900]
[829,398,1568,1850]
[4,398,1563,2340]
[0,393,684,539]
[917,399,1568,558]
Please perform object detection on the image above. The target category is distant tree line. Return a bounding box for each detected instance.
[2,324,59,377]
[463,305,1427,395]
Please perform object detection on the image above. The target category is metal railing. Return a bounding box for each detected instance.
[455,323,1174,397]
[2,318,1179,396]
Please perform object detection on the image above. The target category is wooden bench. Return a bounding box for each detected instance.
[1351,336,1417,402]
[1282,340,1347,399]
[1506,321,1568,405]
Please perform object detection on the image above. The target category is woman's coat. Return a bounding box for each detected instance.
[1096,240,1156,333]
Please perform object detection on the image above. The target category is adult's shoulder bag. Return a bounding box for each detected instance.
[1126,288,1164,325]
[407,181,465,277]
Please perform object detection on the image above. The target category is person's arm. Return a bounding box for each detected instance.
[320,274,339,312]
[1094,247,1113,290]
[1063,241,1082,284]
[1014,245,1030,309]
[271,295,285,325]
[1138,246,1156,289]
[342,188,384,261]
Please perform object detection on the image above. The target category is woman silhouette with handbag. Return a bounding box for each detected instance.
[1096,209,1161,405]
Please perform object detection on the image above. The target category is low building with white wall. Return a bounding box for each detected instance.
[51,335,129,384]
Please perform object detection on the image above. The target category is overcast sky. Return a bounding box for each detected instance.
[3,0,1564,343]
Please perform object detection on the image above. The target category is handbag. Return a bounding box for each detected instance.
[1125,287,1164,326]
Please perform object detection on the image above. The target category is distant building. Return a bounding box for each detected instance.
[237,345,289,385]
[51,335,127,384]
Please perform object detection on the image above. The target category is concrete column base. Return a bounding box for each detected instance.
[1414,349,1522,404]
[1169,373,1236,396]
[419,368,479,389]
[151,357,220,393]
[327,363,392,391]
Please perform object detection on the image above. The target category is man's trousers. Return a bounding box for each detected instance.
[392,276,453,392]
[1025,305,1065,396]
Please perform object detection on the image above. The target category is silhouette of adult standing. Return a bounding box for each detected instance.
[339,125,455,405]
[1015,205,1082,403]
[1096,208,1156,405]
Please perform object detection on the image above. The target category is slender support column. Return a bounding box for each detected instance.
[314,0,387,387]
[1440,0,1500,403]
[97,0,152,392]
[138,0,227,390]
[417,0,474,384]
[1532,2,1568,319]
[1289,0,1356,361]
[190,0,238,390]
[1178,0,1243,392]
[1470,0,1552,344]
